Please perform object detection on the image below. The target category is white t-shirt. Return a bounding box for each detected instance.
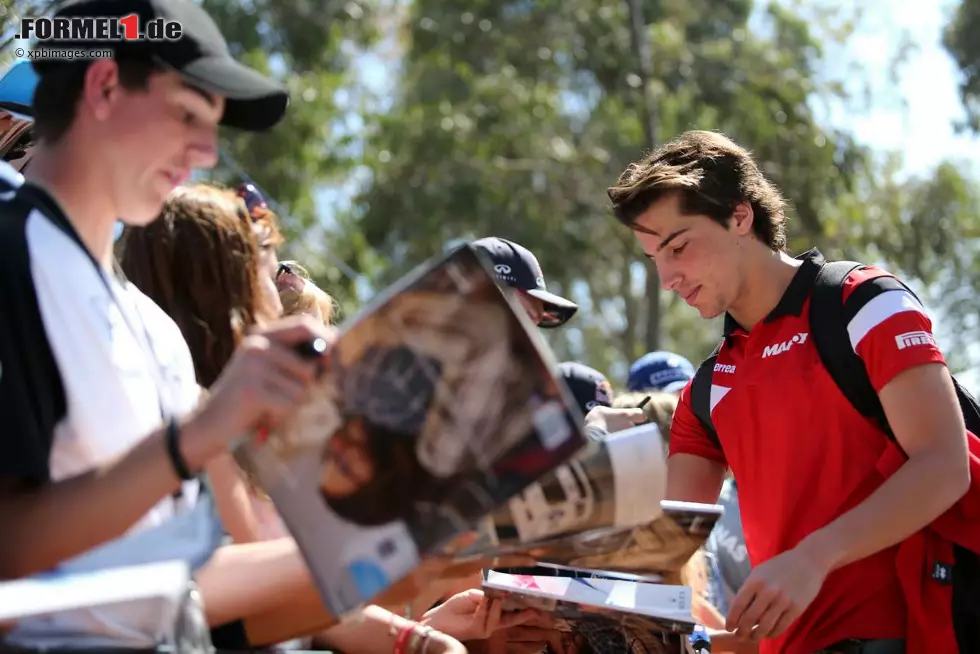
[0,159,24,187]
[0,179,216,646]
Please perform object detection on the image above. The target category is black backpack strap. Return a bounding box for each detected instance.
[690,342,722,450]
[810,259,930,442]
[953,377,980,432]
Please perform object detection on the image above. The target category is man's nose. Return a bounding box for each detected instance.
[189,129,219,170]
[657,260,682,292]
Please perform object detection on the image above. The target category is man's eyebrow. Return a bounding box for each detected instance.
[631,223,659,237]
[656,228,688,252]
[179,81,218,107]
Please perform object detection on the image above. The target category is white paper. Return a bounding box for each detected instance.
[536,562,663,583]
[0,560,190,622]
[485,571,692,623]
[607,422,667,527]
[606,578,691,619]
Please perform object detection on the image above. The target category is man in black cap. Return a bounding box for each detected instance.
[29,0,289,221]
[472,236,578,328]
[0,2,470,652]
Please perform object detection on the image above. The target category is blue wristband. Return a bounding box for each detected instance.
[688,624,711,653]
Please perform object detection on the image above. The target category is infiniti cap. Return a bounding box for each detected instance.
[472,236,577,328]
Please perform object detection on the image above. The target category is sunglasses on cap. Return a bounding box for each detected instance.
[510,288,567,329]
[277,260,311,281]
[536,305,569,329]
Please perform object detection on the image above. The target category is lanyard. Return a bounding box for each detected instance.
[16,183,187,505]
[17,182,170,424]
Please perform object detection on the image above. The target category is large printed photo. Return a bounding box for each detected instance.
[240,245,587,617]
[487,423,667,546]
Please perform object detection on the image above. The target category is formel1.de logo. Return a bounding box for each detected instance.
[16,14,182,42]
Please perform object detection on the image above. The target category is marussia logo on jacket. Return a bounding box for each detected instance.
[762,332,808,358]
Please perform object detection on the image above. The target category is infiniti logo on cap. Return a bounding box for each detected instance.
[494,264,511,274]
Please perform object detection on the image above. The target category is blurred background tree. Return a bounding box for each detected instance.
[944,0,980,135]
[938,0,980,373]
[199,0,384,310]
[0,0,67,63]
[347,0,876,375]
[3,0,980,383]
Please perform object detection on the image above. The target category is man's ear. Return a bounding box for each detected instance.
[82,59,123,122]
[729,202,755,237]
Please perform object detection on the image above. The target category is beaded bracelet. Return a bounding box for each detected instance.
[393,622,415,654]
[409,625,434,654]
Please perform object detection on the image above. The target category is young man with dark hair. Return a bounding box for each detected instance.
[606,130,973,654]
[32,58,157,143]
[0,1,466,652]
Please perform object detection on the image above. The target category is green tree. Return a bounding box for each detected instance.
[196,0,382,308]
[346,0,874,378]
[847,157,980,373]
[930,0,980,370]
[0,0,69,65]
[943,0,980,133]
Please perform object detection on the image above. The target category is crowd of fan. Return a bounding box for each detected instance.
[5,2,980,654]
[0,3,721,649]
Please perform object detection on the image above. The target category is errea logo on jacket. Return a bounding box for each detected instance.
[762,332,808,358]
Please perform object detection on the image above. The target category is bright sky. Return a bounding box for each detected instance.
[828,0,980,390]
[15,0,975,380]
[829,0,980,175]
[338,0,980,387]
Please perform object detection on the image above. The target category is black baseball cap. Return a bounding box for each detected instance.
[558,362,614,416]
[31,0,288,131]
[472,236,578,328]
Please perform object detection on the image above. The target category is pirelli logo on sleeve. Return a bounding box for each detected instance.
[895,331,936,350]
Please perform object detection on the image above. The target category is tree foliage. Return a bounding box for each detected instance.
[347,0,874,376]
[4,0,979,383]
[197,0,382,308]
[943,0,980,134]
[0,0,69,64]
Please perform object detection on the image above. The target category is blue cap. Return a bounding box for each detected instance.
[0,61,38,117]
[627,351,695,393]
[0,62,37,173]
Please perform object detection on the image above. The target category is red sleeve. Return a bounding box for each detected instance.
[667,381,727,465]
[842,267,946,392]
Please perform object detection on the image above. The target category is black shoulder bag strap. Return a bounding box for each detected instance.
[813,259,980,444]
[810,259,902,440]
[691,341,723,450]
